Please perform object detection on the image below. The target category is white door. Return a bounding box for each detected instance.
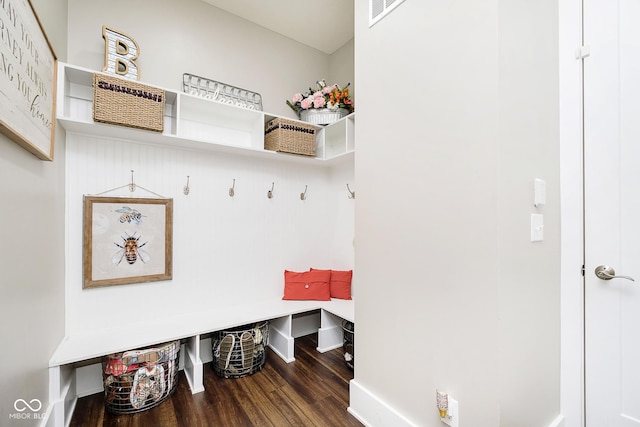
[584,0,640,425]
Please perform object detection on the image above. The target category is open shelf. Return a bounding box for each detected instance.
[56,62,355,166]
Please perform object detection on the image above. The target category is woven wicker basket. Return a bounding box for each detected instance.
[93,74,165,132]
[264,117,316,156]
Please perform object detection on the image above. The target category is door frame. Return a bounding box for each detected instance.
[560,0,586,425]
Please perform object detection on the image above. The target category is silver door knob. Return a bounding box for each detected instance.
[594,265,635,282]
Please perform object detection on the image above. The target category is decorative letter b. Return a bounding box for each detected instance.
[102,26,140,80]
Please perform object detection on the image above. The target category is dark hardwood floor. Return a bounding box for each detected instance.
[70,334,363,427]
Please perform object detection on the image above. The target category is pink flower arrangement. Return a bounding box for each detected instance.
[287,79,354,116]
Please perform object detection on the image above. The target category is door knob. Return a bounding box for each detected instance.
[594,265,635,282]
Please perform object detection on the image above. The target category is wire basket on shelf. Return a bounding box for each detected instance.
[212,321,269,379]
[102,340,180,414]
[343,321,354,370]
[300,107,349,126]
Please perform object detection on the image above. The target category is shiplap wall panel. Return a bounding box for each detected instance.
[65,132,354,335]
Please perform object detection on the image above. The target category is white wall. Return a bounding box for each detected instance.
[329,39,356,101]
[0,1,67,425]
[64,133,354,334]
[497,1,560,424]
[67,0,353,119]
[352,0,560,426]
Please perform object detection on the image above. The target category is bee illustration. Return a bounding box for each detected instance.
[112,233,150,265]
[115,207,144,224]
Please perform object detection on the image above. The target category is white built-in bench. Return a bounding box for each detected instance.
[47,298,354,427]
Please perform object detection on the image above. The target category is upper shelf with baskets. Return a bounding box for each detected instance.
[56,62,355,166]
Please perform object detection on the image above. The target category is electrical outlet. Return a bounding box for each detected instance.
[441,397,458,427]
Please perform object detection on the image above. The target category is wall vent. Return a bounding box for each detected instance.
[370,0,406,27]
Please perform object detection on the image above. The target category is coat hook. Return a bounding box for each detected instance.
[229,179,236,197]
[267,182,275,199]
[300,185,308,201]
[129,170,136,192]
[347,184,355,199]
[183,176,190,195]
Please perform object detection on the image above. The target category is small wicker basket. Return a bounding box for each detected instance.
[93,73,165,132]
[264,118,316,156]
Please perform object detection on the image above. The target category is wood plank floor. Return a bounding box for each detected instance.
[70,334,363,427]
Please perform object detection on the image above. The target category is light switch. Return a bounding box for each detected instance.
[531,213,544,242]
[534,179,546,207]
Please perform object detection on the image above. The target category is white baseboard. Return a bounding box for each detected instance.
[316,342,343,353]
[349,380,565,427]
[268,342,295,363]
[547,414,565,427]
[348,379,419,427]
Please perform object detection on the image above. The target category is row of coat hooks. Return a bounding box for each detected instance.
[127,170,356,200]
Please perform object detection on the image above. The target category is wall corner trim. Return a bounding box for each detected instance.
[547,414,566,427]
[348,379,420,427]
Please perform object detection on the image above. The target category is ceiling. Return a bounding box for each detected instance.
[201,0,354,55]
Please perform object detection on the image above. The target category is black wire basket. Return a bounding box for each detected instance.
[212,321,269,378]
[343,321,354,370]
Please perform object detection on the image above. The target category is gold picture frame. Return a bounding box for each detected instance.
[83,196,173,288]
[0,0,57,160]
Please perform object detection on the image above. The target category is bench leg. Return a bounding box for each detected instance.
[269,315,295,363]
[317,309,344,352]
[46,364,76,427]
[184,336,204,394]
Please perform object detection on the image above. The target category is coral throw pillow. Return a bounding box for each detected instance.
[283,269,331,301]
[311,268,353,300]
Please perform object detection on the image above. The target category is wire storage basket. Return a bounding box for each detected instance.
[343,321,354,370]
[264,117,316,156]
[300,107,349,126]
[102,340,180,414]
[212,321,269,378]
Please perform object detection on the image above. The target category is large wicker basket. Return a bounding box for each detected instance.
[93,73,165,132]
[264,117,316,156]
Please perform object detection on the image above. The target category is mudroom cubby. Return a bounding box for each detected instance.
[49,62,355,427]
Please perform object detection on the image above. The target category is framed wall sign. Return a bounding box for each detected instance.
[83,196,173,288]
[0,0,57,160]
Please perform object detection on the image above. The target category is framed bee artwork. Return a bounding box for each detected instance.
[83,196,173,288]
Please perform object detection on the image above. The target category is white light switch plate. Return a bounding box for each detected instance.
[531,213,544,242]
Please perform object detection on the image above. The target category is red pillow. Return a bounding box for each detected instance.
[311,268,353,300]
[283,269,331,301]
